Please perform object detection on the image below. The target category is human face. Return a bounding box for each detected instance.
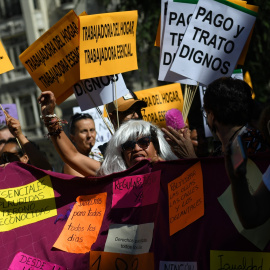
[0,143,27,163]
[70,119,96,155]
[122,136,158,168]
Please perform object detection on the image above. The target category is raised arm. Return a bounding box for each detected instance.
[5,111,52,170]
[37,91,100,176]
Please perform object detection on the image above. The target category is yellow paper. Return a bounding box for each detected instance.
[210,250,270,269]
[90,251,154,270]
[19,10,80,104]
[0,40,14,74]
[0,175,56,232]
[79,11,138,79]
[154,16,161,47]
[168,161,204,235]
[53,193,107,254]
[135,83,183,128]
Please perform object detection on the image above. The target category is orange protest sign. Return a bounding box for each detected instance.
[79,11,138,79]
[90,251,154,270]
[19,10,80,104]
[135,83,183,128]
[154,16,161,47]
[53,193,107,254]
[0,40,14,75]
[168,161,204,236]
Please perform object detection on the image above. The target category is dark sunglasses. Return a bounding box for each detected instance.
[0,152,21,163]
[121,136,151,151]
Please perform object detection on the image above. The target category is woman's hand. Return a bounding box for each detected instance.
[37,91,56,116]
[5,111,23,138]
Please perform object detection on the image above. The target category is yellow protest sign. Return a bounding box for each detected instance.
[53,193,107,254]
[135,83,183,128]
[90,251,154,270]
[19,10,80,104]
[79,11,138,79]
[0,40,14,75]
[168,161,204,236]
[210,250,270,269]
[0,175,56,232]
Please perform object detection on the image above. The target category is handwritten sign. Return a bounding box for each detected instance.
[0,40,14,75]
[79,11,138,79]
[168,161,204,235]
[90,251,154,270]
[160,261,197,270]
[210,250,270,270]
[0,104,18,125]
[170,0,257,85]
[112,171,161,208]
[74,74,129,111]
[0,175,56,232]
[19,10,80,104]
[159,0,197,85]
[9,252,66,270]
[53,192,107,253]
[135,83,183,128]
[104,223,154,255]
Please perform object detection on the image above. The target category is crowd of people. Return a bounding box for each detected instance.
[0,76,270,228]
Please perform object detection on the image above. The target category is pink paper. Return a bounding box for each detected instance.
[9,252,66,270]
[112,171,161,208]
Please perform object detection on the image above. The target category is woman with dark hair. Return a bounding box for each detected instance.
[203,77,268,155]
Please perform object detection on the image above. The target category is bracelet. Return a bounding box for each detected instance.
[40,114,57,119]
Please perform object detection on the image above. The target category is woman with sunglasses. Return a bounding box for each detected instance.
[98,120,178,176]
[38,91,177,176]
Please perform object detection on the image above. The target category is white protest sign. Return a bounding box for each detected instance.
[159,0,197,85]
[170,0,257,86]
[73,73,129,111]
[160,261,197,270]
[104,223,154,255]
[160,0,172,48]
[73,106,112,149]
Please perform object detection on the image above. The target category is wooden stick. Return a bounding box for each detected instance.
[0,104,23,150]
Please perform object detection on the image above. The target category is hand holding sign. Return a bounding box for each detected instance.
[37,91,57,117]
[4,111,23,138]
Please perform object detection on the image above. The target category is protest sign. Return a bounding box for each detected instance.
[90,251,154,270]
[160,261,197,270]
[53,193,107,253]
[8,252,66,270]
[159,0,197,85]
[170,0,257,86]
[168,161,204,235]
[0,175,56,232]
[0,104,18,125]
[79,11,138,79]
[210,250,270,270]
[135,83,183,128]
[0,40,14,74]
[19,10,80,104]
[74,74,129,111]
[112,171,161,208]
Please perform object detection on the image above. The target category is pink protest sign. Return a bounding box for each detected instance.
[9,252,66,270]
[112,170,161,208]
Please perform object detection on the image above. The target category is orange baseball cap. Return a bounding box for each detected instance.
[105,93,147,114]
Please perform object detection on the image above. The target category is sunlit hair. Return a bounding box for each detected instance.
[98,120,178,176]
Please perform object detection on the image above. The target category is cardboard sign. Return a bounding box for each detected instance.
[0,175,56,232]
[170,0,257,85]
[0,40,14,75]
[104,223,154,255]
[0,104,18,125]
[19,10,80,104]
[168,161,204,235]
[53,193,107,254]
[74,74,129,111]
[135,83,183,128]
[112,171,161,208]
[79,11,138,79]
[9,252,66,270]
[90,251,154,270]
[210,250,270,270]
[159,0,197,85]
